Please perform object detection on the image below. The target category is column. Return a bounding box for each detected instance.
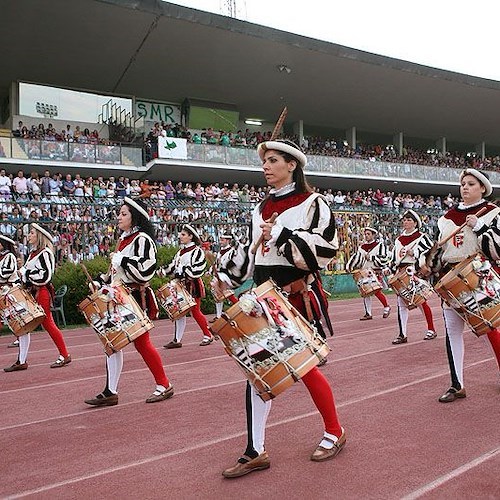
[436,137,446,154]
[475,141,485,159]
[293,120,304,147]
[345,126,356,149]
[393,132,404,156]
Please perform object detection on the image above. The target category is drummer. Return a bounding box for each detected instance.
[388,210,437,345]
[219,139,345,478]
[427,169,500,402]
[210,232,238,323]
[4,224,71,372]
[85,197,173,406]
[1,236,22,359]
[346,227,391,321]
[162,224,214,348]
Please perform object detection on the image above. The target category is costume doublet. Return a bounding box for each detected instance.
[0,251,18,285]
[391,229,433,270]
[346,239,389,272]
[23,248,56,288]
[165,243,206,298]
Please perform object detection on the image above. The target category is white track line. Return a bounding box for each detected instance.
[401,447,500,500]
[4,360,495,499]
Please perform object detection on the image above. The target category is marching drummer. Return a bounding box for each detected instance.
[85,197,173,406]
[346,227,391,321]
[4,224,71,371]
[219,139,345,478]
[0,235,22,358]
[388,210,437,345]
[162,224,214,348]
[209,233,238,323]
[427,169,500,402]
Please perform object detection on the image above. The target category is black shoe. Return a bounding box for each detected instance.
[4,361,28,372]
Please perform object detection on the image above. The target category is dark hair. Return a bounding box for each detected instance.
[0,237,16,254]
[124,199,156,240]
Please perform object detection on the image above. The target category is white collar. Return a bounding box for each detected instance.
[269,182,296,197]
[458,199,485,210]
[402,229,418,236]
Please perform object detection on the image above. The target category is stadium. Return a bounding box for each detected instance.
[0,1,499,498]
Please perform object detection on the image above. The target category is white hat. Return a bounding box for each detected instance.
[0,235,16,247]
[124,197,150,219]
[257,139,307,168]
[364,227,378,235]
[402,209,422,229]
[460,168,493,197]
[220,233,233,240]
[31,223,53,241]
[183,224,201,242]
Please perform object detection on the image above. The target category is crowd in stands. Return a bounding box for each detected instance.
[0,166,459,268]
[143,121,500,173]
[11,121,103,145]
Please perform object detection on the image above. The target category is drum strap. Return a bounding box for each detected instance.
[283,277,314,322]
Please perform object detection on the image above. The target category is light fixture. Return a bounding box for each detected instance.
[245,119,262,126]
[277,64,292,74]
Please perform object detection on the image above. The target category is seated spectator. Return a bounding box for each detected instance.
[61,174,76,197]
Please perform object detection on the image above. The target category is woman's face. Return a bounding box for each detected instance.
[460,174,485,205]
[28,228,37,246]
[402,217,417,232]
[178,230,193,246]
[262,150,295,189]
[118,205,133,232]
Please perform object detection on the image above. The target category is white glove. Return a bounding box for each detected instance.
[111,252,122,269]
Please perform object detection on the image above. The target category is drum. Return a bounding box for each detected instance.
[211,280,329,401]
[78,282,153,355]
[156,279,196,321]
[0,285,46,336]
[388,266,434,309]
[351,268,382,297]
[434,253,500,336]
[211,279,234,303]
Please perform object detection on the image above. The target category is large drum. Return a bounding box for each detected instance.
[0,285,46,336]
[388,266,434,309]
[79,282,153,355]
[211,280,329,401]
[156,279,196,321]
[434,254,500,336]
[211,278,234,303]
[351,268,382,297]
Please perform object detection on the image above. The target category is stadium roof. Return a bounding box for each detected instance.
[3,0,500,150]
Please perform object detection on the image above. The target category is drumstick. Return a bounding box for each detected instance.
[270,106,288,140]
[437,206,488,247]
[250,212,279,255]
[80,263,93,284]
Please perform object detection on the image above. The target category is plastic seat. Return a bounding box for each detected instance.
[51,285,68,328]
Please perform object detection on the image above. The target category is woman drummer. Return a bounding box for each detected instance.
[1,235,22,360]
[346,226,391,321]
[219,139,345,478]
[427,169,500,402]
[210,233,238,322]
[85,197,173,406]
[162,224,214,348]
[389,209,437,344]
[5,223,71,371]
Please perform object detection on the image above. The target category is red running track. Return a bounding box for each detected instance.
[0,294,499,499]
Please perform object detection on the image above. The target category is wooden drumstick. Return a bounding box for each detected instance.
[437,206,488,247]
[250,212,279,255]
[270,106,287,140]
[80,263,93,284]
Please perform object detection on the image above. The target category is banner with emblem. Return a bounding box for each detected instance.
[158,137,188,159]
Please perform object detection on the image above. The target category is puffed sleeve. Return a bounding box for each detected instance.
[120,234,157,284]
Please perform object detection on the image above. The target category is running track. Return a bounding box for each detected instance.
[1,294,499,499]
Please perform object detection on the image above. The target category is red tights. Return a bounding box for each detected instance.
[191,298,212,337]
[134,332,169,387]
[302,367,343,436]
[38,286,69,357]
